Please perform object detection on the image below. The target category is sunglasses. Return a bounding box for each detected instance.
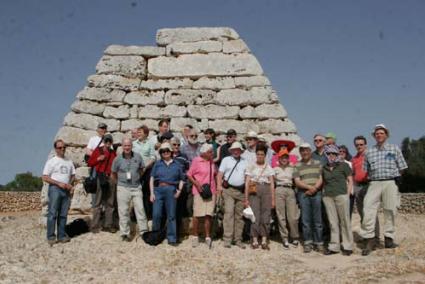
[160,149,171,154]
[56,146,66,150]
[355,143,365,147]
[314,139,324,142]
[172,143,180,146]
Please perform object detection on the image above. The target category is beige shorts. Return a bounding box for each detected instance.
[193,193,216,217]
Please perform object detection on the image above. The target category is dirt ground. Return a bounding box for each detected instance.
[0,211,424,283]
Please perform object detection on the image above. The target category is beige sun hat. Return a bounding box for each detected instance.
[229,141,244,151]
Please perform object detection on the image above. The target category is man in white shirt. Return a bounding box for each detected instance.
[42,139,76,246]
[86,123,107,156]
[217,142,248,249]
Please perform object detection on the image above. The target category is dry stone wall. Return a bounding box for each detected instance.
[52,27,302,210]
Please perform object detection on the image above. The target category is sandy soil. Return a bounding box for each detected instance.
[0,212,424,284]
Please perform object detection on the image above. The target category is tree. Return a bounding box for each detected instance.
[2,172,43,192]
[400,136,425,193]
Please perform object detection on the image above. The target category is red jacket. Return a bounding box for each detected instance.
[87,146,116,175]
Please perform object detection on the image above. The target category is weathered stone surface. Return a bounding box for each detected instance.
[76,87,126,102]
[75,167,90,180]
[111,132,126,144]
[193,77,235,90]
[209,120,259,134]
[56,127,97,147]
[104,45,165,58]
[239,104,287,119]
[71,100,105,116]
[64,146,86,167]
[103,105,130,119]
[148,53,263,78]
[156,27,239,46]
[129,105,138,119]
[170,118,208,132]
[63,112,120,132]
[256,119,297,134]
[234,76,271,88]
[223,39,250,53]
[121,119,158,132]
[215,87,277,106]
[166,41,222,55]
[124,90,165,105]
[69,183,92,211]
[139,105,187,119]
[140,78,193,90]
[164,89,216,105]
[96,55,146,78]
[188,105,239,119]
[88,74,141,91]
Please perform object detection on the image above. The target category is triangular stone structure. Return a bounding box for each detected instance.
[53,27,301,211]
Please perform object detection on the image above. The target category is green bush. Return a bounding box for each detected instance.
[1,172,43,192]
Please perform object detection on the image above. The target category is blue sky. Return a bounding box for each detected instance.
[0,0,424,184]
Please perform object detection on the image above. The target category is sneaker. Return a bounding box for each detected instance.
[291,240,299,247]
[342,249,353,256]
[282,240,290,249]
[235,241,246,249]
[47,239,57,247]
[205,237,212,248]
[191,236,200,248]
[261,243,270,250]
[315,244,325,254]
[58,237,71,244]
[324,249,339,255]
[303,245,312,253]
[223,240,232,248]
[384,237,399,249]
[121,235,131,242]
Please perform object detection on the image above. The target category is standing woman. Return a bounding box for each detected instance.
[244,144,275,250]
[322,145,354,255]
[150,143,185,246]
[187,144,217,247]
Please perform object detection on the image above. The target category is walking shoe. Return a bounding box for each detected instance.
[103,227,118,233]
[384,237,399,249]
[251,242,259,249]
[191,236,200,248]
[362,238,375,256]
[303,245,312,253]
[58,237,71,244]
[47,239,57,247]
[282,240,290,249]
[342,249,353,256]
[291,240,299,247]
[223,240,232,248]
[261,243,270,250]
[121,235,131,242]
[315,244,325,253]
[235,241,246,249]
[324,248,339,255]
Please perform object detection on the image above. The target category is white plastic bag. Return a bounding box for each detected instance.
[243,206,256,223]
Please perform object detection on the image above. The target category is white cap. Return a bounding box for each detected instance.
[159,142,172,151]
[372,124,389,136]
[245,131,258,139]
[299,142,312,149]
[229,141,244,151]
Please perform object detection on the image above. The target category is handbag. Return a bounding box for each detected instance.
[83,170,97,194]
[200,161,213,200]
[248,165,267,195]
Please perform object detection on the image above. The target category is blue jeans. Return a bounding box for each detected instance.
[47,185,71,240]
[152,186,177,243]
[297,190,323,246]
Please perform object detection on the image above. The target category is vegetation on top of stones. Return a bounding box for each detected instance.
[400,136,425,193]
[1,172,42,192]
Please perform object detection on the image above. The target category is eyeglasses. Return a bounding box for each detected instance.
[355,143,365,147]
[56,146,66,150]
[314,139,324,142]
[172,143,180,146]
[190,135,198,138]
[160,149,171,154]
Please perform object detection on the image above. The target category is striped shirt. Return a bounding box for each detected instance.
[363,143,408,181]
[293,159,322,186]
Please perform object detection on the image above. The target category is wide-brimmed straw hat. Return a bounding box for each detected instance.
[271,139,296,153]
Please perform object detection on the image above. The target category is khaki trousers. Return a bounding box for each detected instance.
[223,187,245,242]
[354,183,380,238]
[117,185,148,236]
[360,180,398,240]
[275,186,300,241]
[323,194,353,251]
[249,183,272,238]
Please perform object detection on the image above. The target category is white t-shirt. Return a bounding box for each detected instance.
[219,156,247,186]
[87,135,103,151]
[42,156,76,184]
[246,163,274,184]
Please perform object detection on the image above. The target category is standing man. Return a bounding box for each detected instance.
[217,142,248,249]
[86,123,107,156]
[42,139,75,246]
[180,124,193,148]
[312,134,327,166]
[181,128,201,163]
[351,135,380,241]
[217,129,237,164]
[293,143,324,253]
[149,119,170,151]
[361,124,408,255]
[111,138,147,241]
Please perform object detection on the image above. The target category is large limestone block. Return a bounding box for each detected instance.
[71,100,105,116]
[234,76,271,88]
[164,89,216,105]
[156,27,239,46]
[148,53,263,78]
[239,104,287,119]
[139,105,187,119]
[223,39,250,53]
[124,90,165,105]
[193,77,235,90]
[166,41,222,55]
[103,105,130,119]
[256,119,297,134]
[140,78,193,90]
[188,105,239,119]
[88,74,141,91]
[63,112,120,132]
[65,147,86,167]
[121,119,158,132]
[96,55,146,78]
[104,45,165,58]
[56,127,97,147]
[216,87,278,106]
[170,118,208,132]
[69,183,92,212]
[76,87,126,102]
[209,119,259,134]
[75,167,90,180]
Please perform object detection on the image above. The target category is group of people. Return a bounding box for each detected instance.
[42,120,407,256]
